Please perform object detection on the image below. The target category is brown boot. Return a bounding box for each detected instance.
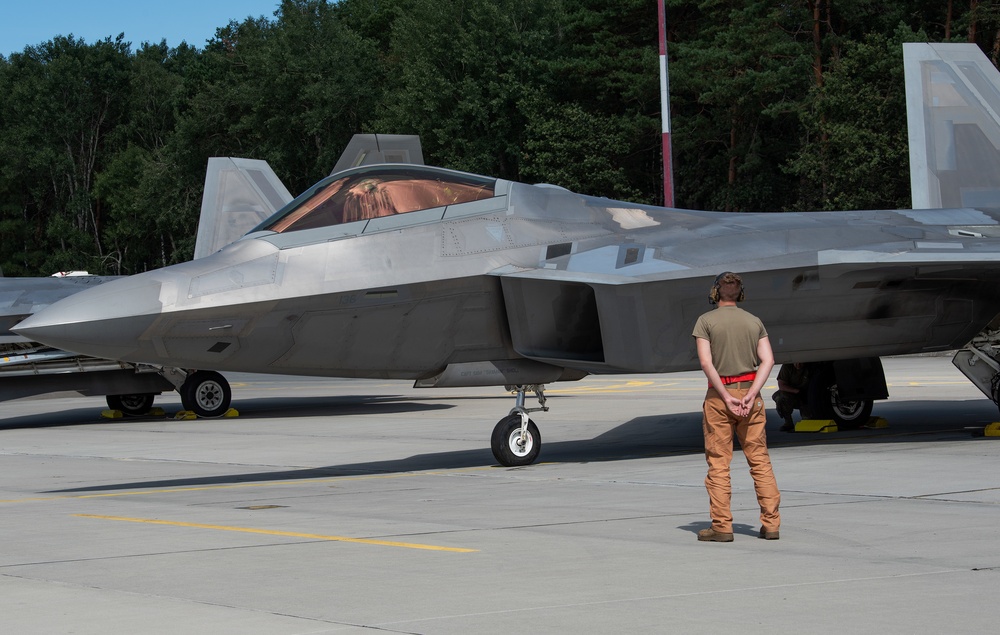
[759,527,780,540]
[697,528,734,542]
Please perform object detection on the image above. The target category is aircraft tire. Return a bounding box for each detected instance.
[106,393,156,416]
[491,414,540,466]
[828,388,873,429]
[180,371,232,418]
[990,374,1000,415]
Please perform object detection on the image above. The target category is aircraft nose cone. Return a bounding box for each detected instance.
[13,274,166,360]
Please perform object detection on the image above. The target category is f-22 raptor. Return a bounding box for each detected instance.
[15,43,1000,466]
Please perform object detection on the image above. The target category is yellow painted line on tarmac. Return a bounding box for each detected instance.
[74,514,477,553]
[549,380,694,394]
[893,381,974,386]
[548,381,657,394]
[548,381,779,395]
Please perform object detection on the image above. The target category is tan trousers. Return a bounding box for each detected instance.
[702,386,781,533]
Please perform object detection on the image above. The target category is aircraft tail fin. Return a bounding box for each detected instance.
[904,42,1000,209]
[194,158,294,259]
[194,135,423,258]
[330,134,424,175]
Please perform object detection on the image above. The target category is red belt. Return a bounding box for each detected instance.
[718,371,756,386]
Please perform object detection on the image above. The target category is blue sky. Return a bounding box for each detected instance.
[1,0,283,57]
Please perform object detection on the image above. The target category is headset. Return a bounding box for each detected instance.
[709,271,745,304]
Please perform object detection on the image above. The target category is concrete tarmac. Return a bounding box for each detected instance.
[1,356,998,634]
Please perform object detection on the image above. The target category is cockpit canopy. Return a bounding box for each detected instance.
[255,165,497,234]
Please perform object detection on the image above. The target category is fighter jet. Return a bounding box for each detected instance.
[2,136,424,414]
[14,44,1000,466]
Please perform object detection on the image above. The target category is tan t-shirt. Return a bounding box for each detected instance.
[692,306,768,377]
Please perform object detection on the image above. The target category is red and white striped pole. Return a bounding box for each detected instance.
[657,0,675,207]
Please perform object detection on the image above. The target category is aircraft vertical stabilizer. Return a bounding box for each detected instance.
[194,158,294,259]
[904,43,1000,209]
[330,134,424,175]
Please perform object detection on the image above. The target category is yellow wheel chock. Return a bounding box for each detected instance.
[173,408,239,420]
[792,416,889,433]
[793,419,838,433]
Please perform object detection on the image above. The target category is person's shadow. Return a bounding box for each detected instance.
[680,521,758,539]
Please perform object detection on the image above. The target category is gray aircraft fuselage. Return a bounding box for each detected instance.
[14,164,1000,389]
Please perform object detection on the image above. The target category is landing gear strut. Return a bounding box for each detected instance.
[952,316,1000,415]
[491,385,547,467]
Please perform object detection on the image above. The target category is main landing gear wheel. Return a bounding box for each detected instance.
[491,414,541,467]
[106,393,156,416]
[180,370,232,418]
[828,383,873,429]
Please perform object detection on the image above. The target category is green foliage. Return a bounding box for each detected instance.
[520,97,649,201]
[1,0,999,275]
[0,35,133,273]
[184,0,385,193]
[374,0,566,179]
[667,0,814,211]
[787,26,922,211]
[539,0,661,201]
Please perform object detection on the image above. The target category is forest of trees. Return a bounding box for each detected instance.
[1,0,999,277]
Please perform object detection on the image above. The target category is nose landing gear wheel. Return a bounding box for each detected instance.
[491,414,541,467]
[180,371,232,418]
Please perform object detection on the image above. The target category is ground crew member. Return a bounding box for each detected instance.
[691,272,781,542]
[773,362,811,431]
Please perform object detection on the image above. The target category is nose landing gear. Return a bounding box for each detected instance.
[491,385,547,467]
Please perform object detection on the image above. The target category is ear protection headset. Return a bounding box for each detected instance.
[709,271,745,304]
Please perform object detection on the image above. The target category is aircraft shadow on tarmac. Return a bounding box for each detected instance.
[46,397,998,494]
[0,394,455,430]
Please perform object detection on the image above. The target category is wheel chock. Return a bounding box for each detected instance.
[103,407,167,419]
[864,417,889,429]
[794,419,838,433]
[985,422,1000,437]
[172,409,237,420]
